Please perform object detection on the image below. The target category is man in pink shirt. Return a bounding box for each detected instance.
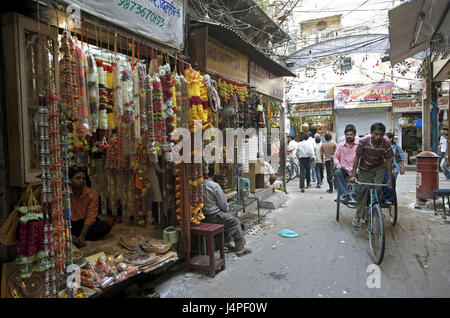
[334,124,358,202]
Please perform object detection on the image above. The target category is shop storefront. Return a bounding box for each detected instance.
[188,21,293,189]
[249,60,285,172]
[289,99,334,140]
[0,2,293,298]
[393,99,449,164]
[334,82,393,140]
[0,1,197,298]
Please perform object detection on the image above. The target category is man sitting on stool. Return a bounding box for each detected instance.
[202,164,252,257]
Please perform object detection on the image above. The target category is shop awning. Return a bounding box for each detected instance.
[388,0,450,66]
[192,21,295,77]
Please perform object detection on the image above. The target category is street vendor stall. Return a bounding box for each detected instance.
[0,1,189,298]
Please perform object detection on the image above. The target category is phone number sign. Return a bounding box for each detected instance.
[65,0,184,50]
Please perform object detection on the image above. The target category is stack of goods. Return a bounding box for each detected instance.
[141,238,171,254]
[118,232,146,251]
[80,255,139,289]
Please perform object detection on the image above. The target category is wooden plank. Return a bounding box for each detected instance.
[1,13,24,186]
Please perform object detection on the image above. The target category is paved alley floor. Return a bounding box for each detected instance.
[151,171,450,298]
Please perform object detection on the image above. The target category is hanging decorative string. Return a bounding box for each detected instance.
[395,60,412,77]
[304,67,316,78]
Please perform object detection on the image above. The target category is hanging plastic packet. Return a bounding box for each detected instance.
[87,54,99,132]
[74,43,90,136]
[132,63,141,141]
[113,57,123,119]
[121,62,135,124]
[137,61,148,133]
[97,60,108,132]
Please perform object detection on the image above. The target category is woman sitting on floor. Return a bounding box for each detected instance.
[69,167,111,248]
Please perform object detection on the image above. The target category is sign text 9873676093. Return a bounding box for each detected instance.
[118,0,165,27]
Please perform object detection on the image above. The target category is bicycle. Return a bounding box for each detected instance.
[335,180,391,265]
[285,153,299,183]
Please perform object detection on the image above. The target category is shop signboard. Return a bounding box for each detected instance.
[249,61,284,100]
[288,81,329,102]
[393,99,449,112]
[291,100,333,116]
[64,0,184,50]
[206,38,248,83]
[334,82,392,109]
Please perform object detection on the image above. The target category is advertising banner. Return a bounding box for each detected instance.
[206,38,248,83]
[65,0,184,50]
[334,82,392,109]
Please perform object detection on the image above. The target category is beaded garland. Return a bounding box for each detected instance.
[152,74,163,144]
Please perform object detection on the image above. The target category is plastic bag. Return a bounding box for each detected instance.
[74,44,90,136]
[132,65,141,140]
[113,58,123,118]
[278,229,299,238]
[121,62,135,124]
[87,54,99,132]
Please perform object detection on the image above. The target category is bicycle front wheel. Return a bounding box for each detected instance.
[368,203,385,265]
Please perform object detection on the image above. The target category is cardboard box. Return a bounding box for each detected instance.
[255,174,266,189]
[243,163,256,193]
[255,158,265,174]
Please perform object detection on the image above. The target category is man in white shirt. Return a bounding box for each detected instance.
[313,136,323,188]
[296,133,315,192]
[439,127,448,171]
[307,133,317,183]
[287,135,299,177]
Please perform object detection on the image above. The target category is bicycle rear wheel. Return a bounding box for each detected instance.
[368,203,385,265]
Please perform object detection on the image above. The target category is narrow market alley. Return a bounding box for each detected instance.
[151,171,450,298]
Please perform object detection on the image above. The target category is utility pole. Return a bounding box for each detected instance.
[431,81,439,154]
[422,56,432,151]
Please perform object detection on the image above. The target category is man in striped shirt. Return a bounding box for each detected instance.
[350,122,394,229]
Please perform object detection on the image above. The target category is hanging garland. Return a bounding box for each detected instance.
[264,101,281,128]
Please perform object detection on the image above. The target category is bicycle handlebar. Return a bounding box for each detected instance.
[355,181,389,187]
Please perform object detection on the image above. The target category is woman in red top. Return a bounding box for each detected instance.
[69,167,111,247]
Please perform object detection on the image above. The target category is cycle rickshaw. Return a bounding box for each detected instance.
[335,179,398,265]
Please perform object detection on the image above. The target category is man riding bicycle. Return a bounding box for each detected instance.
[350,122,394,229]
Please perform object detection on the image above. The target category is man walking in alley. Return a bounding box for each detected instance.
[439,127,448,171]
[314,136,323,188]
[288,135,299,178]
[202,164,252,257]
[320,132,337,193]
[350,122,393,229]
[307,133,317,183]
[297,133,315,192]
[334,124,358,202]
